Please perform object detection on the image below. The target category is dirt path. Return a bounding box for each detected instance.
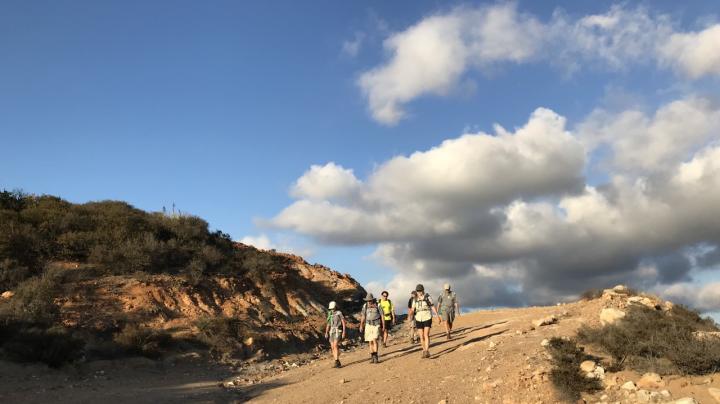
[238,306,568,404]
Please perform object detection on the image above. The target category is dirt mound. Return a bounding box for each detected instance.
[53,243,366,359]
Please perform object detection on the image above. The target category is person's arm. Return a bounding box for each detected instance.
[341,316,347,338]
[391,303,396,325]
[455,297,460,317]
[359,304,365,331]
[407,307,415,322]
[325,321,330,338]
[432,302,442,322]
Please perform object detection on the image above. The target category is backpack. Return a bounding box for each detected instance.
[327,310,342,330]
[413,294,433,322]
[363,302,381,325]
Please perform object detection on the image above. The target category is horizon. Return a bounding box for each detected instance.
[3,1,720,321]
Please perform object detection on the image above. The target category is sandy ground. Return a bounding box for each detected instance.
[2,301,719,404]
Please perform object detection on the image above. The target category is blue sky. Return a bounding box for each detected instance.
[2,1,720,316]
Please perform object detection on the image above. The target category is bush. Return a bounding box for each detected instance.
[579,288,604,300]
[0,320,84,367]
[546,337,602,402]
[195,317,257,361]
[113,324,173,359]
[578,305,720,375]
[1,269,64,323]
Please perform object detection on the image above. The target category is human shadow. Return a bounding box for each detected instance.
[429,329,509,359]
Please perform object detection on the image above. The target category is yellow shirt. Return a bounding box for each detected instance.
[378,299,394,320]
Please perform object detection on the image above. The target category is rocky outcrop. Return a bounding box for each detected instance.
[55,243,366,358]
[600,308,626,325]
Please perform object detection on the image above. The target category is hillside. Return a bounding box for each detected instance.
[1,287,719,403]
[0,190,366,365]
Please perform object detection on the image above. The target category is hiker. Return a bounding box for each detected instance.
[324,301,346,368]
[407,290,419,344]
[359,293,385,364]
[408,284,441,358]
[378,290,395,348]
[437,283,460,340]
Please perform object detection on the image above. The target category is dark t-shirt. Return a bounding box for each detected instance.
[407,297,414,309]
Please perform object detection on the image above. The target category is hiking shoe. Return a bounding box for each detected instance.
[335,360,341,368]
[424,351,430,358]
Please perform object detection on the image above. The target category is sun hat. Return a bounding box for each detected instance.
[328,301,336,310]
[415,284,424,292]
[364,293,375,301]
[443,283,450,290]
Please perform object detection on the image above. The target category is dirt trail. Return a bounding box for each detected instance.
[3,299,719,403]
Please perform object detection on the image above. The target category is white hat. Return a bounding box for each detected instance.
[443,283,450,290]
[328,301,337,310]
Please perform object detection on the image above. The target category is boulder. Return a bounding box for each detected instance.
[0,291,13,299]
[621,381,637,391]
[628,296,659,309]
[672,398,699,404]
[600,308,626,326]
[532,315,557,328]
[637,372,664,390]
[540,339,550,347]
[580,360,596,373]
[636,389,652,403]
[613,285,628,293]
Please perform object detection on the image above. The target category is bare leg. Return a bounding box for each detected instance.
[423,327,431,353]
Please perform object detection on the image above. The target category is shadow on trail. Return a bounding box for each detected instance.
[430,329,509,359]
[236,380,289,402]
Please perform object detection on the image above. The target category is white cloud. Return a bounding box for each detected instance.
[659,282,720,312]
[238,234,275,250]
[270,96,720,311]
[578,96,720,173]
[342,32,365,58]
[358,3,720,124]
[359,3,543,124]
[660,25,720,79]
[290,162,361,202]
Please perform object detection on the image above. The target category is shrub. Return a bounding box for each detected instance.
[579,288,604,300]
[1,269,64,323]
[578,305,720,375]
[194,317,257,361]
[546,337,602,402]
[0,320,84,367]
[113,324,173,359]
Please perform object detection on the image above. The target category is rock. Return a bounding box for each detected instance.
[694,331,720,341]
[628,296,659,309]
[709,387,720,403]
[637,372,664,390]
[487,341,497,351]
[532,315,557,328]
[600,394,609,402]
[621,381,637,391]
[580,360,596,373]
[636,389,651,403]
[340,378,346,384]
[613,285,628,293]
[663,301,674,311]
[690,377,713,385]
[0,291,14,299]
[540,339,550,347]
[660,390,671,398]
[672,398,698,404]
[593,366,605,380]
[600,308,626,326]
[438,400,447,404]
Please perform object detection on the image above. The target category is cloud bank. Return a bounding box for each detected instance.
[359,3,720,124]
[270,96,720,310]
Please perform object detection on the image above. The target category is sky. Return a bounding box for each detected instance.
[2,1,720,318]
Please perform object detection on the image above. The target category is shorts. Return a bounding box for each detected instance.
[364,324,381,342]
[415,319,432,329]
[328,329,342,342]
[441,310,455,323]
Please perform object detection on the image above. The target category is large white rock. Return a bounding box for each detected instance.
[672,398,699,404]
[532,315,557,328]
[621,381,637,391]
[580,360,596,373]
[600,308,626,326]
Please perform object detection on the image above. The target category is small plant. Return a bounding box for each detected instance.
[194,317,257,361]
[113,324,173,359]
[578,305,720,375]
[546,337,602,402]
[579,288,604,300]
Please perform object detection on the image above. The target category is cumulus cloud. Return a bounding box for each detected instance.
[237,234,314,257]
[238,234,275,250]
[659,282,720,312]
[660,25,720,79]
[270,96,720,310]
[359,3,720,124]
[290,162,361,201]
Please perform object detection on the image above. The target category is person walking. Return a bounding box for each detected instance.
[378,291,395,348]
[324,301,346,368]
[437,283,460,340]
[408,284,440,358]
[359,293,385,364]
[407,290,419,344]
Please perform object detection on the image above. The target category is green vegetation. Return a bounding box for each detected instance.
[0,189,298,366]
[578,305,720,375]
[194,317,260,361]
[546,337,603,402]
